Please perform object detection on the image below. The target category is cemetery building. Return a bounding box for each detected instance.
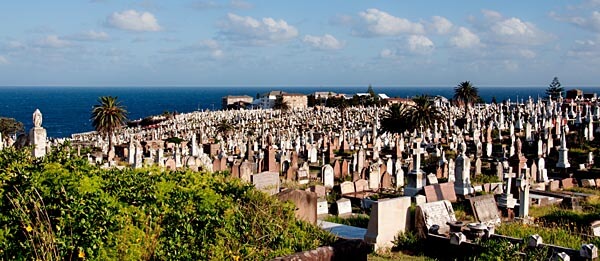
[281,93,308,109]
[221,95,253,109]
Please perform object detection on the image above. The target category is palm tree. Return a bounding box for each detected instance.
[381,95,444,134]
[91,96,128,160]
[453,81,480,107]
[409,94,444,131]
[381,103,411,133]
[216,119,234,134]
[273,96,290,111]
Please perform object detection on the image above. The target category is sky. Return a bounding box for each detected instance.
[1,1,600,87]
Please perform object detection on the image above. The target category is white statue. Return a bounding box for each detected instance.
[33,109,42,128]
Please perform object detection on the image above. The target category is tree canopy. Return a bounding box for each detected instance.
[381,95,444,134]
[0,117,24,136]
[453,81,480,107]
[546,76,564,99]
[91,96,128,136]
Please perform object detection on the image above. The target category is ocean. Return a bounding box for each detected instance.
[1,86,599,138]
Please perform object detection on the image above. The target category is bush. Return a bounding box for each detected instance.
[393,230,422,253]
[0,145,335,260]
[473,238,520,261]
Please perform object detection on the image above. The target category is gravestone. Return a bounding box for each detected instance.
[333,160,342,179]
[468,194,501,226]
[165,158,176,171]
[364,197,412,251]
[380,171,392,189]
[322,164,334,188]
[276,189,317,224]
[239,162,254,182]
[309,185,326,198]
[340,181,355,195]
[341,160,349,179]
[264,148,278,172]
[252,171,280,196]
[355,179,369,192]
[415,200,457,238]
[590,220,600,237]
[423,182,457,203]
[317,198,328,217]
[368,164,381,190]
[337,198,352,217]
[548,180,560,191]
[561,178,576,190]
[297,168,309,185]
[426,174,439,185]
[395,166,404,189]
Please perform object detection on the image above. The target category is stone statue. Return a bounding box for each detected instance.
[33,109,42,128]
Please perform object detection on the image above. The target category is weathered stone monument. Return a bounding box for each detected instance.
[364,197,412,251]
[29,109,47,158]
[405,138,426,196]
[454,142,474,196]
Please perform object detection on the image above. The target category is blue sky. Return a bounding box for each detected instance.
[0,0,599,87]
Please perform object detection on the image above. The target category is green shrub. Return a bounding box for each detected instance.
[472,238,520,261]
[393,230,422,252]
[0,145,335,260]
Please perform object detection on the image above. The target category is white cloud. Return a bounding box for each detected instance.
[406,35,434,54]
[200,39,220,49]
[66,30,110,41]
[379,48,397,59]
[449,27,481,48]
[161,39,225,59]
[191,0,253,10]
[200,39,224,58]
[491,17,551,45]
[482,9,503,21]
[36,35,71,48]
[0,55,8,65]
[355,8,424,36]
[476,10,553,45]
[219,13,298,46]
[567,38,600,59]
[429,16,453,34]
[519,49,536,59]
[502,60,519,71]
[106,10,161,32]
[303,34,344,50]
[557,11,600,33]
[230,0,253,9]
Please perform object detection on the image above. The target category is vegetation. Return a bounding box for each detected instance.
[546,76,564,99]
[381,95,444,134]
[453,81,481,107]
[273,96,291,111]
[216,119,234,134]
[90,96,128,159]
[0,117,24,136]
[0,145,334,260]
[324,214,370,229]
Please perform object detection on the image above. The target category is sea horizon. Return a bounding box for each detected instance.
[1,86,599,138]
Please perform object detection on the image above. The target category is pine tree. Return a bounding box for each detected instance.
[546,77,564,99]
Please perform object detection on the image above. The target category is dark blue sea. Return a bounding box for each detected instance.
[1,86,599,138]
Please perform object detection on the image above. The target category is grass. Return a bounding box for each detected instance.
[324,214,370,228]
[368,252,435,261]
[495,222,598,250]
[471,173,500,185]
